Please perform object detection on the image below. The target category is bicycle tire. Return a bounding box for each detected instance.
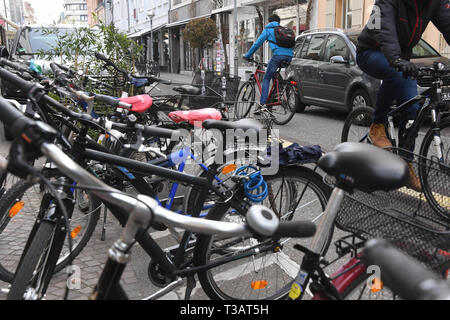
[0,180,100,283]
[272,81,297,125]
[193,167,331,300]
[7,220,56,300]
[236,81,256,119]
[341,106,374,143]
[419,118,450,221]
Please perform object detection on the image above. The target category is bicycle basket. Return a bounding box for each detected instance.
[188,71,241,109]
[334,149,450,275]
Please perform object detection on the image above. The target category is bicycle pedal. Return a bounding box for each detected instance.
[152,221,168,231]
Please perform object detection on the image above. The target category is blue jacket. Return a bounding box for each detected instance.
[244,22,294,58]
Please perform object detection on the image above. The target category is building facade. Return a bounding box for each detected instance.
[23,1,36,24]
[8,0,24,25]
[315,0,450,58]
[59,0,89,26]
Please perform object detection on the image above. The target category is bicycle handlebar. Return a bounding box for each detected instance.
[363,239,450,300]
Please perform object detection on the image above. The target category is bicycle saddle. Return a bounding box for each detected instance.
[168,108,222,127]
[318,142,409,193]
[119,94,153,113]
[203,118,265,134]
[173,85,202,96]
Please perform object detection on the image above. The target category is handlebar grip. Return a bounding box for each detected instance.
[363,239,449,300]
[95,52,110,63]
[0,67,36,93]
[95,94,120,108]
[272,221,317,239]
[0,95,34,138]
[0,58,28,73]
[142,125,180,140]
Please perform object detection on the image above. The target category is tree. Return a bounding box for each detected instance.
[182,17,218,69]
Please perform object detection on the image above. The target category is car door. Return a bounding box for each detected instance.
[318,34,354,108]
[297,34,327,104]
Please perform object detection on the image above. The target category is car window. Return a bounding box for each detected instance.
[16,27,72,56]
[411,40,440,58]
[324,34,352,63]
[300,35,311,59]
[304,34,326,61]
[294,37,305,58]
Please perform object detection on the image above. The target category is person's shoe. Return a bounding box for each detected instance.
[368,123,392,149]
[407,162,422,192]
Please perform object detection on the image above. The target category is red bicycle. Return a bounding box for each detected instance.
[236,58,298,125]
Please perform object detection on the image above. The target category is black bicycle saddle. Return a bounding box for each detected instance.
[173,85,202,96]
[318,142,409,193]
[203,118,265,134]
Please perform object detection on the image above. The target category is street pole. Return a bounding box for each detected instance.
[233,0,238,77]
[150,17,153,62]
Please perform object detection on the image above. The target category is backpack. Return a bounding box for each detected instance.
[269,26,296,49]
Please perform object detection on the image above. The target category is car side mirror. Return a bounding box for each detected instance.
[0,46,9,58]
[330,55,348,64]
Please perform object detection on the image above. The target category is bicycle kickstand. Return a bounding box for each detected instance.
[184,275,197,300]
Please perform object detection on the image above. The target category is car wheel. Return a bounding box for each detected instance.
[295,87,308,113]
[349,89,371,112]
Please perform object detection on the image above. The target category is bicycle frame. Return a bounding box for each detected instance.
[251,65,283,107]
[386,81,449,161]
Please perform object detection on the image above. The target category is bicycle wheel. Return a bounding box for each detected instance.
[341,106,374,143]
[419,118,450,220]
[235,81,256,119]
[193,167,331,300]
[271,81,297,125]
[7,220,56,300]
[0,179,101,283]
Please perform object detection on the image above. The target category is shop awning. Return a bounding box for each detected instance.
[211,5,234,14]
[127,24,167,38]
[166,13,212,28]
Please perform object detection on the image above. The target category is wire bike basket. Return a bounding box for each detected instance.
[188,71,241,109]
[333,148,450,276]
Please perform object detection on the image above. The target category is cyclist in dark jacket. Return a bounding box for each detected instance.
[356,0,450,191]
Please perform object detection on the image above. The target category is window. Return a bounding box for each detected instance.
[80,15,88,22]
[343,0,352,29]
[299,35,311,59]
[323,34,352,63]
[304,34,326,61]
[294,37,305,58]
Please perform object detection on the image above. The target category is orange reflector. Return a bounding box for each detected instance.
[221,164,237,175]
[105,134,110,139]
[370,277,383,293]
[71,225,82,239]
[9,201,24,218]
[251,280,268,290]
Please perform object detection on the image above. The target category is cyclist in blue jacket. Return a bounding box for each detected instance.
[243,14,293,111]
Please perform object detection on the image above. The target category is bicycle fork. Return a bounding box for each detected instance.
[288,187,346,300]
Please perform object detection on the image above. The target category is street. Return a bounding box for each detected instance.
[0,72,446,301]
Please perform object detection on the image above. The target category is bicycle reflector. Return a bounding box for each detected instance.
[370,277,383,293]
[9,201,24,218]
[221,164,237,175]
[251,280,268,290]
[71,225,82,239]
